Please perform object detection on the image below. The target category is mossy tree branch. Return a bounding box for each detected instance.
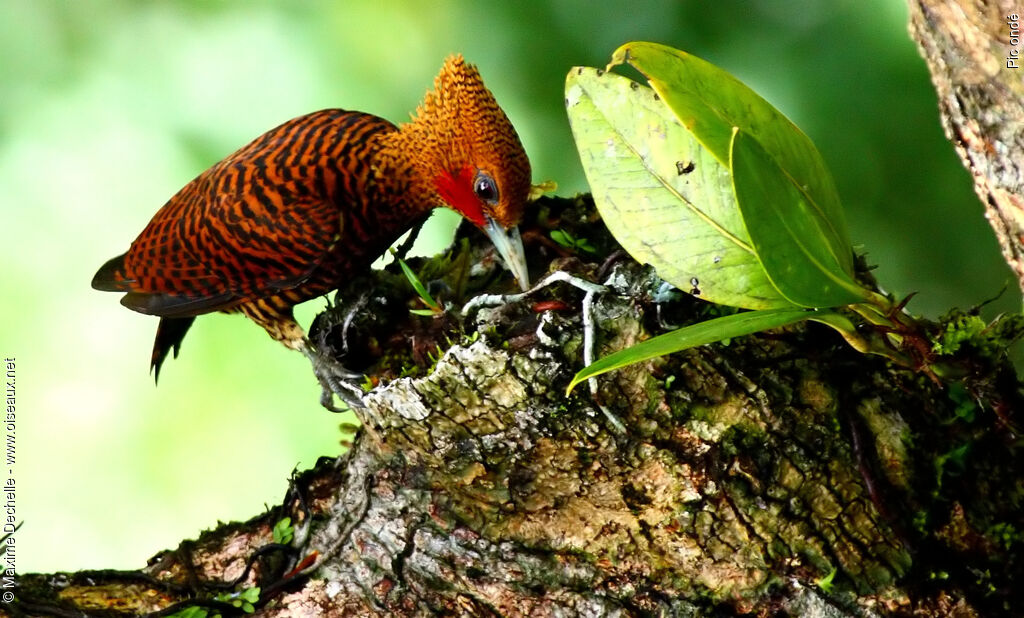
[10,2,1024,613]
[9,195,1023,617]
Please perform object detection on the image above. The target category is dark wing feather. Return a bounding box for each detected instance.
[91,252,133,291]
[120,290,235,318]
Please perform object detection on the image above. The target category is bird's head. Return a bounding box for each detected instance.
[402,55,532,290]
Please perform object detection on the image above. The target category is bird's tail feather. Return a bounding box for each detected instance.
[151,317,195,383]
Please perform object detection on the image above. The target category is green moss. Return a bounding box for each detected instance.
[986,521,1024,551]
[933,309,1024,358]
[933,312,987,355]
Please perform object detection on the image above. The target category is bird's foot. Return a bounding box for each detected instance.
[462,271,626,434]
[300,345,366,413]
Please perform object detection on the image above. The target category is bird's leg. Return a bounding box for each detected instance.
[305,292,374,412]
[462,271,626,434]
[243,303,366,413]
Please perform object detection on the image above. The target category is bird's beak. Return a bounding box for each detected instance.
[483,217,530,291]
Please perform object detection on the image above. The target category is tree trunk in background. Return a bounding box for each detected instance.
[9,3,1024,616]
[909,0,1024,294]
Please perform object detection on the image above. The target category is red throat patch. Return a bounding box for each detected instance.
[434,166,486,228]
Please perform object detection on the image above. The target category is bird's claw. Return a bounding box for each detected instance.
[301,344,366,412]
[317,376,366,413]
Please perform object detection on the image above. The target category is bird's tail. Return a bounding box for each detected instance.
[151,317,195,383]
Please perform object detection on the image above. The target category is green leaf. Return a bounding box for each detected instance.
[272,517,293,544]
[730,129,869,307]
[550,229,597,254]
[609,41,854,278]
[565,66,792,310]
[550,229,574,248]
[394,253,441,313]
[167,608,209,618]
[815,567,838,593]
[240,587,261,604]
[567,308,818,392]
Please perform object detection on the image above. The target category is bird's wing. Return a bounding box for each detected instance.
[93,110,394,318]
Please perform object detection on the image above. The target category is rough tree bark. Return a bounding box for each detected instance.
[909,0,1024,293]
[9,3,1024,616]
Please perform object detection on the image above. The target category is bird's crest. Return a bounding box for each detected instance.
[400,55,531,231]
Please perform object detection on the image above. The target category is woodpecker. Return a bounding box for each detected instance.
[92,55,531,410]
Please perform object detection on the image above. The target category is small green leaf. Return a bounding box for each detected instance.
[240,587,261,604]
[550,229,574,248]
[730,129,869,307]
[551,228,596,254]
[567,308,818,392]
[272,517,293,544]
[214,587,260,615]
[815,567,838,593]
[394,253,441,313]
[565,66,792,310]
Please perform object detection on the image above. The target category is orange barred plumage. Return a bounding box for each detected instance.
[93,56,531,408]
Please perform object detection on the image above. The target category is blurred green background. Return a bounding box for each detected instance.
[2,1,1017,573]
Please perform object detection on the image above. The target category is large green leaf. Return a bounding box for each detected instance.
[730,129,870,307]
[609,41,855,278]
[567,307,818,392]
[565,66,792,310]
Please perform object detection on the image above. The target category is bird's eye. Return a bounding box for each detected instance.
[473,172,499,204]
